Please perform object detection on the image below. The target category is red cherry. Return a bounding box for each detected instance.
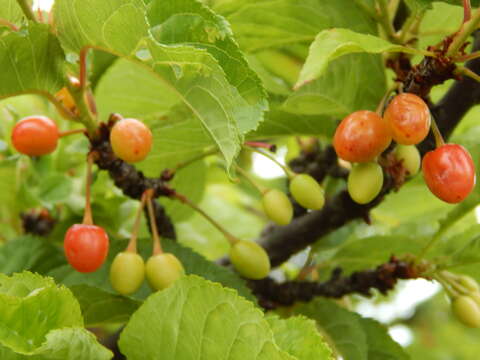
[384,93,431,145]
[422,144,476,203]
[333,110,391,163]
[64,224,109,273]
[11,116,59,156]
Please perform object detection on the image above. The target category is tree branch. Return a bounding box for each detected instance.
[250,256,422,308]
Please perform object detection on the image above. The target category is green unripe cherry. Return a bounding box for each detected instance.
[347,162,383,204]
[289,174,325,210]
[262,189,293,225]
[452,295,480,328]
[230,240,271,280]
[394,145,421,176]
[145,253,185,291]
[458,275,480,293]
[109,252,145,295]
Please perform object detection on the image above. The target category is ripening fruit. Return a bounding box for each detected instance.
[333,110,391,163]
[262,189,293,225]
[289,174,325,210]
[64,224,109,273]
[230,240,271,279]
[109,252,145,295]
[383,93,431,145]
[145,253,184,291]
[394,145,421,176]
[451,296,480,328]
[459,275,480,293]
[110,118,152,163]
[347,162,384,204]
[422,144,476,203]
[11,116,59,156]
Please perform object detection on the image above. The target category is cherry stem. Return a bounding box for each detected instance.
[167,147,218,176]
[16,0,37,22]
[126,191,149,253]
[172,191,239,245]
[464,0,472,23]
[0,18,19,31]
[82,153,95,226]
[79,47,89,91]
[433,273,460,298]
[454,51,480,62]
[455,65,480,82]
[244,141,277,152]
[376,0,400,44]
[67,52,98,136]
[146,190,163,255]
[58,129,86,138]
[248,147,296,179]
[446,7,480,57]
[375,84,397,114]
[235,165,266,194]
[430,116,446,148]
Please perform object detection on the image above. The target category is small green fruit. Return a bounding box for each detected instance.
[110,252,145,295]
[109,252,145,295]
[289,174,325,210]
[262,189,293,225]
[394,145,421,176]
[347,162,383,204]
[145,253,185,291]
[452,295,480,328]
[458,275,480,293]
[230,240,271,279]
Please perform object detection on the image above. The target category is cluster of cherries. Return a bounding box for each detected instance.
[435,272,480,328]
[10,97,328,285]
[11,113,187,293]
[333,93,476,204]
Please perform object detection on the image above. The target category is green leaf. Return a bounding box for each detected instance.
[215,0,376,52]
[296,299,408,360]
[282,53,386,117]
[144,39,243,169]
[0,328,113,360]
[37,174,73,204]
[0,0,23,24]
[54,0,149,55]
[95,58,179,122]
[0,158,17,210]
[267,315,334,360]
[0,236,65,275]
[69,285,141,326]
[0,23,64,98]
[0,272,82,352]
[147,0,268,135]
[250,108,337,138]
[294,28,423,90]
[296,299,368,359]
[119,275,294,360]
[359,318,409,360]
[55,0,248,170]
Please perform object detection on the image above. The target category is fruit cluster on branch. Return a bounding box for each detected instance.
[255,31,480,271]
[249,256,421,309]
[88,121,176,239]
